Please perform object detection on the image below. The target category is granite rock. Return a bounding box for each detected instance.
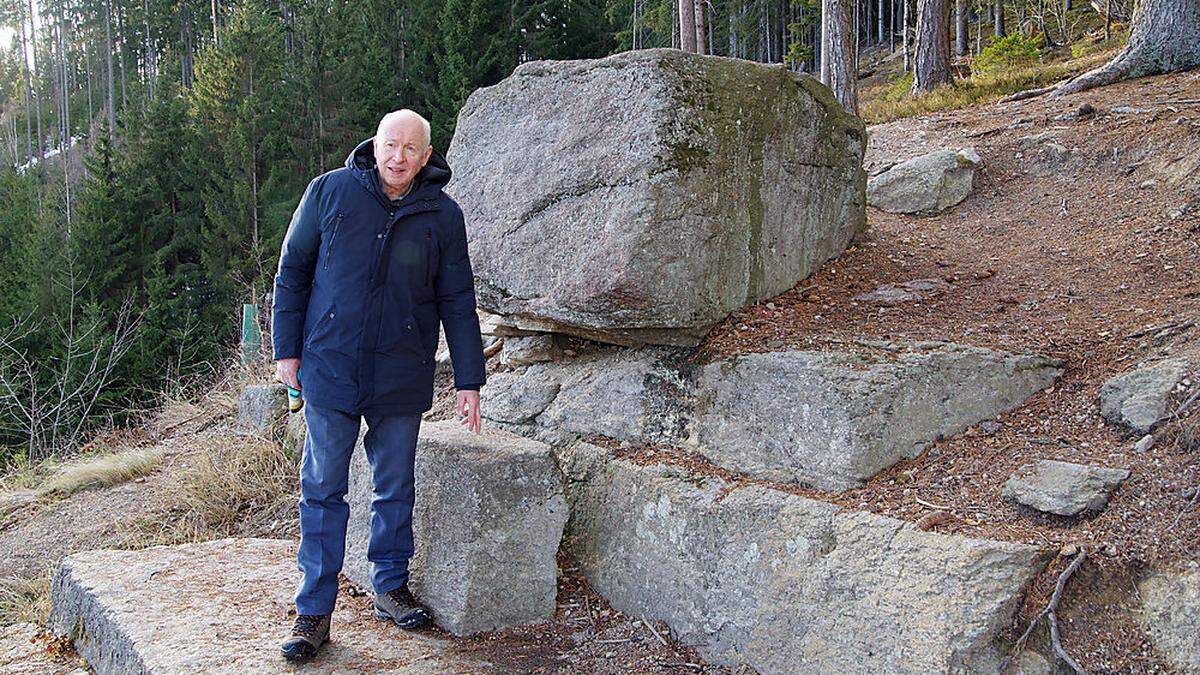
[1002,460,1129,517]
[448,49,865,347]
[344,421,567,636]
[560,442,1047,674]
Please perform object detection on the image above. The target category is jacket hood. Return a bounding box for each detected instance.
[345,137,452,205]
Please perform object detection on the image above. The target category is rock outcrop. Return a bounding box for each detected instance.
[867,147,982,215]
[1002,460,1130,516]
[485,341,1061,492]
[1100,358,1189,433]
[559,442,1047,674]
[344,421,567,636]
[447,48,866,347]
[49,538,494,673]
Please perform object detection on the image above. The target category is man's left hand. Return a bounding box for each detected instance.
[456,390,482,434]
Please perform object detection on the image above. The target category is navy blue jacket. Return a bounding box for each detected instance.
[272,138,486,415]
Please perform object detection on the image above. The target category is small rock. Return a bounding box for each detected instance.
[867,148,982,215]
[236,385,289,437]
[979,421,1003,435]
[852,278,951,306]
[1135,434,1156,452]
[1002,460,1130,517]
[1100,359,1189,432]
[1112,105,1148,114]
[500,333,563,368]
[1140,179,1159,189]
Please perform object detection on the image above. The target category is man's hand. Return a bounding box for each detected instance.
[456,390,482,434]
[276,358,301,389]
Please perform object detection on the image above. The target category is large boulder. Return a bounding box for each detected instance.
[447,49,866,347]
[1139,566,1200,672]
[1100,358,1189,433]
[867,147,982,215]
[483,341,1061,492]
[692,341,1062,491]
[344,421,567,636]
[560,442,1047,674]
[48,538,494,673]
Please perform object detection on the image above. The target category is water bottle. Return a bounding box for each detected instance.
[287,368,304,413]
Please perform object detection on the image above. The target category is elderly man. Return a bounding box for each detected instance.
[272,109,486,661]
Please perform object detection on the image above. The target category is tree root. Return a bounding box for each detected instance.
[999,85,1060,103]
[1050,57,1134,98]
[1002,550,1089,674]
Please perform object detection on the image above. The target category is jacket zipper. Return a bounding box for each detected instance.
[425,228,434,287]
[323,212,345,270]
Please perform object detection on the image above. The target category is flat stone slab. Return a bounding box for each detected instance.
[1002,460,1129,517]
[483,341,1061,492]
[693,341,1062,490]
[345,421,566,636]
[1139,566,1200,673]
[852,278,951,305]
[48,538,498,673]
[1100,358,1189,433]
[448,49,865,347]
[559,442,1047,674]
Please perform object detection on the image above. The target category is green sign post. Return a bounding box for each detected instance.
[242,303,261,365]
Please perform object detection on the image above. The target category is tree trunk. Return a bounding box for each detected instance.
[891,0,897,50]
[912,0,950,92]
[902,0,910,71]
[18,0,33,165]
[878,0,885,43]
[955,0,968,54]
[679,0,697,51]
[1053,0,1200,96]
[994,0,1005,36]
[821,0,858,112]
[694,0,708,54]
[105,0,116,133]
[212,0,221,47]
[144,0,156,101]
[27,0,43,161]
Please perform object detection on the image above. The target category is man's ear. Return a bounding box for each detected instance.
[422,145,434,166]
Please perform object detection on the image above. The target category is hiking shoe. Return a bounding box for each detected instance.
[374,583,431,629]
[280,613,330,661]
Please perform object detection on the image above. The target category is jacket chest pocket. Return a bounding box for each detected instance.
[321,212,345,271]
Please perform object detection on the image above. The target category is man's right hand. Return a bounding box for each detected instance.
[276,358,301,390]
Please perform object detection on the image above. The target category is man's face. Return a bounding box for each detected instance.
[373,118,433,196]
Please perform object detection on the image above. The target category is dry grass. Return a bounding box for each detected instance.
[36,447,164,498]
[0,574,52,627]
[123,432,298,548]
[860,47,1118,124]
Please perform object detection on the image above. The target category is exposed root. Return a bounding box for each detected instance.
[999,85,1060,103]
[1003,550,1089,674]
[1051,58,1135,98]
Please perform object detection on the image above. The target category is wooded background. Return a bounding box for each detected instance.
[0,0,1135,461]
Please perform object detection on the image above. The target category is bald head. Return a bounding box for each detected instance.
[376,109,431,150]
[373,109,434,200]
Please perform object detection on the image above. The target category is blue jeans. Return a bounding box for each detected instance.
[294,402,422,615]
